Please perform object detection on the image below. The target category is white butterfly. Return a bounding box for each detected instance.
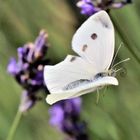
[44,10,119,105]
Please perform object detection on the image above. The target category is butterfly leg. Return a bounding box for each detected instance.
[102,86,108,97]
[96,89,100,105]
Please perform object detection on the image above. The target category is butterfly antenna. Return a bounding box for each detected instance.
[115,67,123,73]
[112,58,130,69]
[111,42,123,68]
[96,89,100,105]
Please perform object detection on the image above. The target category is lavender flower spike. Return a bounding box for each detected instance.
[77,0,99,16]
[19,91,35,112]
[49,98,89,140]
[77,0,132,16]
[7,58,18,76]
[34,30,49,59]
[49,105,64,129]
[7,30,49,112]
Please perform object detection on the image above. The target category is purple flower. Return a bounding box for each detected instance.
[7,30,49,112]
[49,105,64,129]
[65,98,82,115]
[17,47,25,59]
[19,91,35,112]
[76,0,132,16]
[49,98,89,140]
[29,71,44,86]
[77,0,98,16]
[7,58,18,75]
[34,30,48,58]
[77,0,99,16]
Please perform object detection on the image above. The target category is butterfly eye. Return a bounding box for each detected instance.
[91,33,97,40]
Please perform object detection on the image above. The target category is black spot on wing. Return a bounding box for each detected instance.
[82,44,88,52]
[94,16,112,29]
[91,33,97,40]
[70,56,76,62]
[98,17,111,29]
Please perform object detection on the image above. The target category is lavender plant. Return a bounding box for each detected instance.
[7,30,89,140]
[49,98,89,140]
[7,30,49,112]
[77,0,132,16]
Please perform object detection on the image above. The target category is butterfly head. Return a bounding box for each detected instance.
[107,69,116,77]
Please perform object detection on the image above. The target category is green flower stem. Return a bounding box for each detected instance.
[109,13,140,64]
[6,110,22,140]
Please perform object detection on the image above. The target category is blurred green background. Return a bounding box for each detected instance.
[0,0,140,140]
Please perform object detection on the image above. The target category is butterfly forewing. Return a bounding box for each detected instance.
[72,11,114,72]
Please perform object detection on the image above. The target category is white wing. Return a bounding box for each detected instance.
[72,10,114,72]
[44,55,95,93]
[46,76,118,105]
[44,11,118,105]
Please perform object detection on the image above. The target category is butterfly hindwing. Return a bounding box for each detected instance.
[46,76,118,105]
[44,55,95,93]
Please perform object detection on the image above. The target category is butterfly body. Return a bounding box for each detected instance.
[44,11,118,105]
